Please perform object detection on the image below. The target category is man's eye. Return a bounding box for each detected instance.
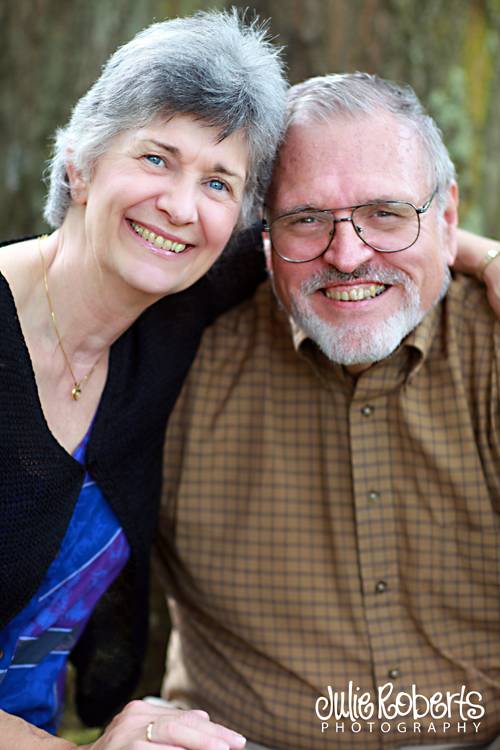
[144,154,166,167]
[289,215,317,225]
[208,178,228,192]
[368,208,404,222]
[367,203,411,220]
[294,214,327,226]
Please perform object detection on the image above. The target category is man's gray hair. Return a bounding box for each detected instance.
[285,72,455,210]
[44,9,287,229]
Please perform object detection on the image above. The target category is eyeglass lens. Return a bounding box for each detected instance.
[271,201,420,260]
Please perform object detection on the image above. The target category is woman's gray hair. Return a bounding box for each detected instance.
[44,9,287,229]
[285,72,456,211]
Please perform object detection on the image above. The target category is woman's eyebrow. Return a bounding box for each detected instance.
[144,138,180,156]
[212,163,245,182]
[144,139,245,182]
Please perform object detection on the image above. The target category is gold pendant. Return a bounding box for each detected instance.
[71,384,82,401]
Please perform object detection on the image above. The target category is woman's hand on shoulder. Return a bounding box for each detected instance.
[455,228,500,319]
[85,700,246,750]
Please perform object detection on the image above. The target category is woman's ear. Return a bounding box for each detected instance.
[66,157,88,205]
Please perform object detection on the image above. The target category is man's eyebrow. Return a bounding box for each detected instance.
[144,139,245,182]
[363,195,410,203]
[279,196,414,214]
[277,204,327,214]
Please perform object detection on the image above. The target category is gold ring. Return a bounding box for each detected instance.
[478,245,500,282]
[146,721,155,742]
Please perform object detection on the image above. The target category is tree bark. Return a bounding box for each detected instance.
[2,1,499,237]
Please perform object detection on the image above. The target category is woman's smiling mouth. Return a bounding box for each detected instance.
[128,220,189,253]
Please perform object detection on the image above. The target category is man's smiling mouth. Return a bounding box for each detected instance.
[324,284,386,301]
[129,220,188,253]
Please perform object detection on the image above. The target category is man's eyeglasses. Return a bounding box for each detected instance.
[264,189,438,263]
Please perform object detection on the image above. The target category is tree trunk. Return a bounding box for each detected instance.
[2,1,499,237]
[249,0,500,233]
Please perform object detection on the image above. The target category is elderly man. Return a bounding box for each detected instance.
[157,73,500,750]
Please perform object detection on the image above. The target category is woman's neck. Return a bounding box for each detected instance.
[1,219,164,452]
[36,219,159,364]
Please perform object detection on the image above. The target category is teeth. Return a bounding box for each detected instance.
[325,284,385,301]
[130,222,187,253]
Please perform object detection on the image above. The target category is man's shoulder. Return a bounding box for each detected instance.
[184,278,294,387]
[199,278,282,344]
[441,273,499,377]
[446,272,498,334]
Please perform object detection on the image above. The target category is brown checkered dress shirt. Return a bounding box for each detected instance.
[157,272,500,750]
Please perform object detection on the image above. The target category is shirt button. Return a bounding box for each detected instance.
[361,405,374,417]
[368,490,380,502]
[388,668,401,679]
[375,580,388,593]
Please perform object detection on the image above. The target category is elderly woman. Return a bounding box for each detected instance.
[0,10,286,750]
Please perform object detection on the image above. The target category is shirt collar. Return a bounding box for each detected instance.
[289,300,442,378]
[399,302,441,374]
[290,316,308,352]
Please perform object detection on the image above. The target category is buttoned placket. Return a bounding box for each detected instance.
[347,351,415,728]
[302,340,415,710]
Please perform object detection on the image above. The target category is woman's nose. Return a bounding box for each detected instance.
[156,180,198,225]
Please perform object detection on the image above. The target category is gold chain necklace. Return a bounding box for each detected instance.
[38,235,102,401]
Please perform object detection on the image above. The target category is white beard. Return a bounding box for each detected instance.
[286,263,450,367]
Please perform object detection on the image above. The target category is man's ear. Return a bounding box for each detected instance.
[261,213,273,275]
[262,233,273,275]
[66,156,88,205]
[442,181,459,266]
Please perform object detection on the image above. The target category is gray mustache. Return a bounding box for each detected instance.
[301,263,411,294]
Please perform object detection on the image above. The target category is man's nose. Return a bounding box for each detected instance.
[322,216,375,273]
[156,179,198,225]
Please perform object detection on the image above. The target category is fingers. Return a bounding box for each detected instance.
[483,255,500,320]
[91,701,246,750]
[148,712,246,750]
[190,710,210,719]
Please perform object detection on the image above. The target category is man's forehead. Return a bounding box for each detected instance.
[269,112,429,209]
[279,113,419,167]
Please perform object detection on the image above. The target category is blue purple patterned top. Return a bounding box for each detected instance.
[0,426,130,732]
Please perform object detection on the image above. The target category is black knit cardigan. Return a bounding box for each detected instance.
[0,229,265,726]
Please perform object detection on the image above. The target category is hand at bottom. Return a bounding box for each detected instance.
[85,701,246,750]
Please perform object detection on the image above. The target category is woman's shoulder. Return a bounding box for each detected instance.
[0,236,36,258]
[0,237,39,307]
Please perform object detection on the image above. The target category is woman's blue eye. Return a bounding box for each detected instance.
[144,154,165,167]
[208,178,227,192]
